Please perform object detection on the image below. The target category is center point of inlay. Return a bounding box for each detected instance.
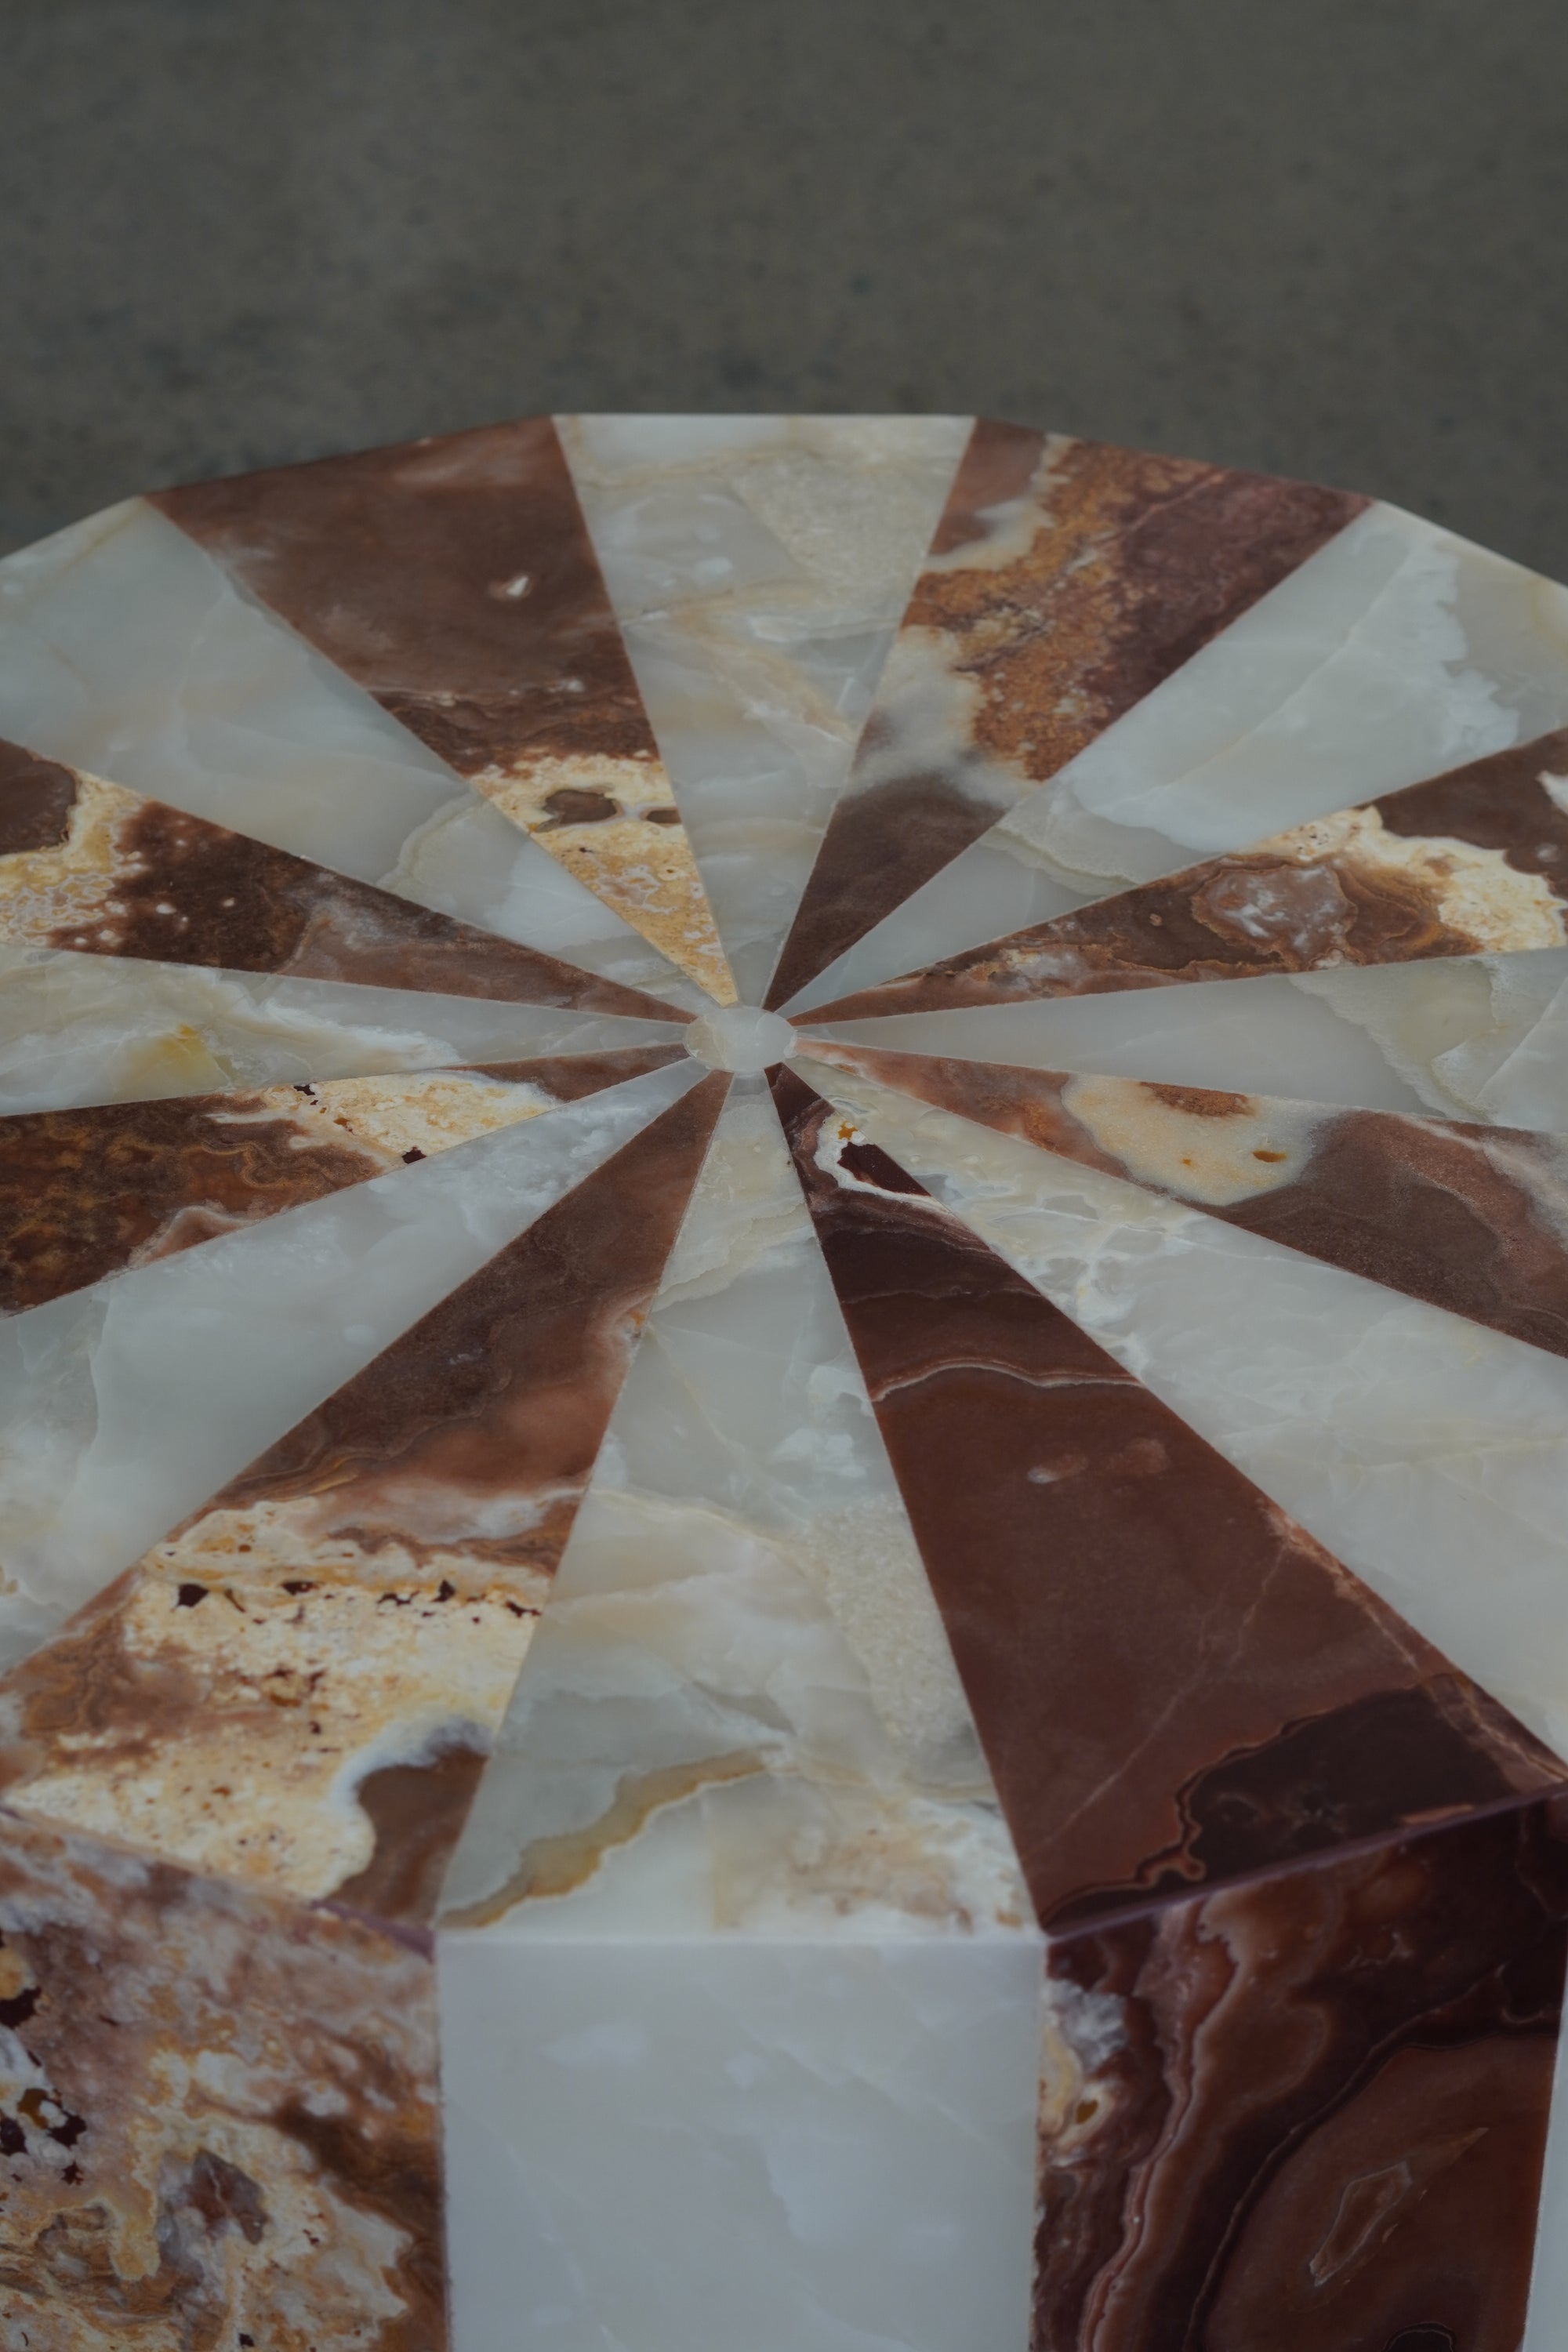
[683,1004,797,1074]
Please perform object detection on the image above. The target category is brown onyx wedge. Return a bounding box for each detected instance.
[770,1065,1561,1920]
[153,420,736,1003]
[0,1046,684,1312]
[0,1071,727,1925]
[769,1062,1568,2344]
[804,727,1568,1020]
[763,422,1365,1009]
[0,733,687,1021]
[798,1039,1568,1360]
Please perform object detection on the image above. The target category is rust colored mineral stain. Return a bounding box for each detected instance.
[765,424,1365,1009]
[0,733,688,1021]
[183,2148,269,2245]
[335,1741,490,1922]
[0,1044,686,1313]
[539,786,621,827]
[809,727,1568,1022]
[800,1043,1568,1363]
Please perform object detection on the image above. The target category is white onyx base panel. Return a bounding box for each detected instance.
[438,1933,1044,2352]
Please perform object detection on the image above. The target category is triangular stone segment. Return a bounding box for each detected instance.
[786,503,1568,1025]
[799,1040,1568,1363]
[0,1045,685,1312]
[560,415,971,1006]
[0,1071,729,1926]
[0,1057,699,1682]
[0,499,696,1014]
[153,419,738,1004]
[794,1047,1568,1772]
[441,1076,1026,1935]
[804,942,1568,1128]
[806,727,1568,1021]
[762,421,1367,1011]
[0,733,685,1022]
[769,1063,1564,1929]
[0,1808,445,2343]
[0,950,683,1120]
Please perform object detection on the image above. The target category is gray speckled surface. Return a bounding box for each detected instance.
[1,0,1565,569]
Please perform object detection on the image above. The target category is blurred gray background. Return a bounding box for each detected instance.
[2,0,1565,569]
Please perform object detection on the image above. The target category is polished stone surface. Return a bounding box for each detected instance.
[1,415,1567,2350]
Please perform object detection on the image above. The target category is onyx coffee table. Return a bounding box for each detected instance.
[0,414,1564,2349]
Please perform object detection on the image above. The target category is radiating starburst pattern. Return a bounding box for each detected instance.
[0,414,1566,2350]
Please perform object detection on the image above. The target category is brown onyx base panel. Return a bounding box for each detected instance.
[0,1808,445,2351]
[1036,1802,1568,2352]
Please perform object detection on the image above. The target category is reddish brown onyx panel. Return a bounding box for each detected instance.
[0,1074,730,1926]
[0,735,684,1020]
[0,1045,685,1313]
[764,422,1364,1010]
[807,728,1568,1021]
[800,1041,1568,1362]
[0,1808,447,2348]
[152,418,657,793]
[771,1063,1568,2342]
[1036,1802,1568,2351]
